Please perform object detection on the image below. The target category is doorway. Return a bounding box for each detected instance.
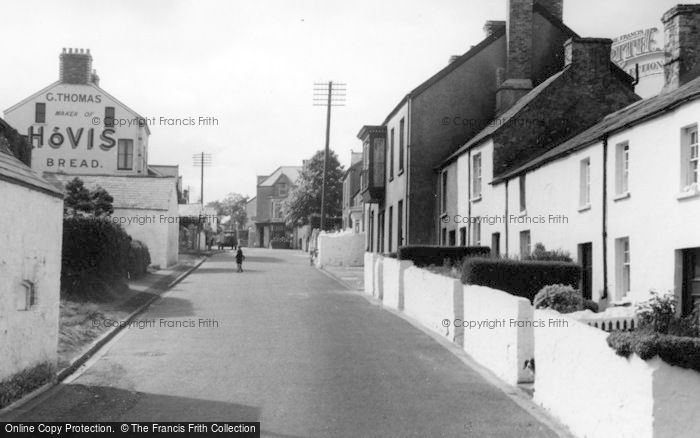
[682,248,700,316]
[578,242,593,300]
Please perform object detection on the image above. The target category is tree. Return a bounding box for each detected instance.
[284,149,344,227]
[64,177,114,217]
[206,193,249,228]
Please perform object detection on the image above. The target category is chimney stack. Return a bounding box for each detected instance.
[483,20,506,38]
[496,0,535,113]
[534,0,563,20]
[59,48,93,85]
[564,37,613,81]
[661,4,700,93]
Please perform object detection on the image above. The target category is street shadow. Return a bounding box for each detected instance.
[244,256,284,263]
[9,383,260,422]
[9,384,307,437]
[195,268,262,274]
[143,296,196,319]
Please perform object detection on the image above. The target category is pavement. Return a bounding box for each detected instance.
[2,248,562,437]
[319,264,364,291]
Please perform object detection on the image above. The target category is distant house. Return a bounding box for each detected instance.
[342,152,363,233]
[254,166,301,247]
[244,196,257,247]
[48,174,180,268]
[0,123,63,388]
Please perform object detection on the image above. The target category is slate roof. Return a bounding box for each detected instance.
[258,166,301,187]
[178,203,217,217]
[45,173,176,210]
[148,165,179,177]
[0,150,63,198]
[441,70,566,166]
[493,76,700,183]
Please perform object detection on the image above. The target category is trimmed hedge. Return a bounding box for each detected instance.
[62,217,131,300]
[607,331,700,373]
[533,284,584,313]
[461,257,581,302]
[397,245,490,267]
[127,240,151,279]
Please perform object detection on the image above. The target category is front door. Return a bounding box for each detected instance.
[682,248,700,316]
[578,243,593,300]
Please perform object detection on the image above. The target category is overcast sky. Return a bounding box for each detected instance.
[0,0,689,202]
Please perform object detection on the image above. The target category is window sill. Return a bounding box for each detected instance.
[613,192,631,202]
[518,209,527,217]
[398,169,404,176]
[578,204,591,213]
[677,188,700,200]
[471,195,482,203]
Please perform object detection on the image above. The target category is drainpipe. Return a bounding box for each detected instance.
[602,134,609,300]
[505,179,509,255]
[467,150,472,244]
[406,98,412,245]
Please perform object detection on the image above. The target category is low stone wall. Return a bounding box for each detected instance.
[381,258,412,311]
[403,267,463,344]
[462,285,534,385]
[364,252,377,296]
[316,231,365,268]
[372,255,384,300]
[534,309,700,438]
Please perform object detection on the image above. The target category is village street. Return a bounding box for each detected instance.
[1,249,560,437]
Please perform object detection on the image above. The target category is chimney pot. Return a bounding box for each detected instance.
[483,20,506,38]
[661,4,700,92]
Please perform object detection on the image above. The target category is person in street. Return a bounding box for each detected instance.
[235,248,245,272]
[216,231,225,250]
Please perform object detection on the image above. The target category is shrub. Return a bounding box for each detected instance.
[62,217,131,300]
[635,291,700,337]
[270,236,291,249]
[523,242,573,262]
[533,284,584,313]
[397,245,490,267]
[583,299,599,313]
[127,240,151,279]
[0,362,55,409]
[461,257,581,302]
[607,331,700,373]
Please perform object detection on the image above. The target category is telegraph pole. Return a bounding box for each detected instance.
[313,81,346,231]
[192,152,212,204]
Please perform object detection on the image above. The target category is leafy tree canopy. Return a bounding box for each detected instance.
[206,192,249,228]
[64,177,114,217]
[284,149,344,227]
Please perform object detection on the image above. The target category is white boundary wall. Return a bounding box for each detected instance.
[381,258,412,310]
[403,267,463,345]
[462,285,534,385]
[364,252,377,296]
[534,309,700,438]
[316,231,365,268]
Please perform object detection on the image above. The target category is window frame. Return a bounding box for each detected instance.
[117,139,134,170]
[579,157,591,208]
[389,127,395,180]
[519,174,526,212]
[689,127,699,186]
[472,153,482,200]
[398,118,405,173]
[615,142,630,196]
[441,170,448,215]
[105,106,115,128]
[35,102,46,124]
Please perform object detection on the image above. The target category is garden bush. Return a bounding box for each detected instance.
[461,257,581,302]
[524,243,573,262]
[62,217,131,300]
[533,284,584,313]
[397,245,490,267]
[0,362,55,409]
[127,240,151,279]
[270,236,291,249]
[607,331,700,373]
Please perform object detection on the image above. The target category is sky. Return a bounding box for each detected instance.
[0,0,690,203]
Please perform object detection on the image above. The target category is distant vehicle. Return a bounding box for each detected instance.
[223,231,237,249]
